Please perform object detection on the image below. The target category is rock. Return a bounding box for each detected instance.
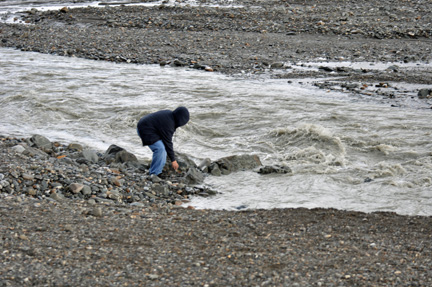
[152,184,169,196]
[67,143,83,151]
[104,145,137,163]
[319,66,334,72]
[130,202,145,207]
[115,150,138,163]
[91,207,103,217]
[28,134,52,150]
[257,165,292,175]
[270,62,285,69]
[210,154,262,175]
[173,59,186,67]
[68,183,84,194]
[198,158,211,172]
[21,173,34,180]
[81,185,92,196]
[50,192,64,202]
[176,152,198,171]
[82,150,99,163]
[418,88,432,99]
[184,167,205,184]
[107,190,122,201]
[209,164,222,176]
[11,145,26,154]
[21,145,49,159]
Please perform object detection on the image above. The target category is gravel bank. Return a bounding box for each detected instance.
[0,136,431,285]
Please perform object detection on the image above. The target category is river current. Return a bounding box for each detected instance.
[1,2,432,216]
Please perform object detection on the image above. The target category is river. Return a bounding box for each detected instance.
[1,1,432,216]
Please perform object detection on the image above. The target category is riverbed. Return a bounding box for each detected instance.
[1,47,432,215]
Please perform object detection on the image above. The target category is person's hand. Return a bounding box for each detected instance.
[172,160,179,171]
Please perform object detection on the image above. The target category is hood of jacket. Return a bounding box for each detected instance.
[173,106,190,128]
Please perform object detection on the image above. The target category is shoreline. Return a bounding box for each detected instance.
[1,133,431,285]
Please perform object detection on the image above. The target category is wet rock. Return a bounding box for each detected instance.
[208,154,262,175]
[176,152,198,171]
[27,134,52,150]
[257,165,292,175]
[198,158,212,172]
[184,167,205,184]
[208,163,222,176]
[270,62,285,69]
[418,88,432,99]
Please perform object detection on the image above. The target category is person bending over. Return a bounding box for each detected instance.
[137,106,190,176]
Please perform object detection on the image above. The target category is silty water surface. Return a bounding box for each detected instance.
[1,48,432,216]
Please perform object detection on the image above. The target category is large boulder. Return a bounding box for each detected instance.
[208,154,262,175]
[27,134,52,150]
[104,144,137,164]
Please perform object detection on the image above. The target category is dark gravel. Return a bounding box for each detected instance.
[1,1,432,285]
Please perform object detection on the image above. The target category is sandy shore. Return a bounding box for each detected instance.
[1,0,432,285]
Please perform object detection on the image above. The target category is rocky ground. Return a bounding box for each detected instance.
[1,136,431,286]
[1,0,432,285]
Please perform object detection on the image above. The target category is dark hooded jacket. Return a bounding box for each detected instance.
[137,107,189,162]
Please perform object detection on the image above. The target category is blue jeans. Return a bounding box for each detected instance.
[148,140,167,175]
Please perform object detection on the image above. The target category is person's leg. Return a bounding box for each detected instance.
[148,140,167,175]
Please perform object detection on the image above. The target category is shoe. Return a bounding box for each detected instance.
[149,174,162,183]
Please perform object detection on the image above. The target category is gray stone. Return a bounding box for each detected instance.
[184,167,205,184]
[198,158,211,172]
[107,190,122,201]
[152,184,169,196]
[91,207,103,217]
[82,150,99,163]
[212,154,262,175]
[270,62,285,69]
[67,143,83,151]
[50,192,64,202]
[11,145,26,154]
[28,134,52,150]
[209,164,222,176]
[176,152,198,170]
[104,144,137,163]
[257,165,292,175]
[418,88,432,99]
[115,150,137,163]
[68,183,84,194]
[81,185,92,196]
[130,202,145,207]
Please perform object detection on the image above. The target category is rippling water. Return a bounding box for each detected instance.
[1,48,432,215]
